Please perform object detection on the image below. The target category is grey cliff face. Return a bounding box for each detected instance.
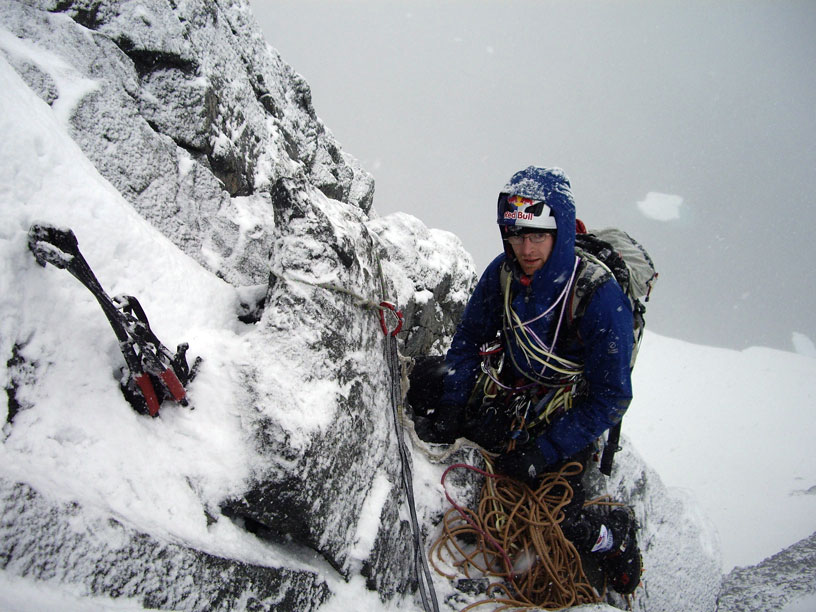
[3,0,374,286]
[1,0,475,607]
[717,532,816,612]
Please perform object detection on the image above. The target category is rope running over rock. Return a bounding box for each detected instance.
[270,265,440,611]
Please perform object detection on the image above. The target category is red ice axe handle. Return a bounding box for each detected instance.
[160,368,188,404]
[135,373,161,417]
[379,301,404,337]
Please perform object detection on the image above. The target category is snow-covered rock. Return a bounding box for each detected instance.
[0,1,475,604]
[717,531,816,612]
[600,442,721,612]
[1,0,373,287]
[0,478,331,611]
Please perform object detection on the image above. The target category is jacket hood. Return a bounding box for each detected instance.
[499,166,577,286]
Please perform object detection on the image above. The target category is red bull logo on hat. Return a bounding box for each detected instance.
[504,210,535,221]
[504,195,542,221]
[507,195,540,209]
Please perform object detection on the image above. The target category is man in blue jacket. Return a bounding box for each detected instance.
[410,166,641,595]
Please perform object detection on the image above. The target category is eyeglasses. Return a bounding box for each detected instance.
[504,232,555,246]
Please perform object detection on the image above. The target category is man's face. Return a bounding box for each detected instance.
[508,232,555,275]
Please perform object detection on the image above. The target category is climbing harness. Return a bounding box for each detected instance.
[476,256,587,439]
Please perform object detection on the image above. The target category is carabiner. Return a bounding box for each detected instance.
[378,301,404,337]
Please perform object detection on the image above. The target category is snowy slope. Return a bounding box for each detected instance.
[0,45,262,563]
[626,332,816,571]
[0,47,408,612]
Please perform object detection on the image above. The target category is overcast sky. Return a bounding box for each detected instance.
[251,0,816,353]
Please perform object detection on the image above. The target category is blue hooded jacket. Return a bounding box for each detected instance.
[441,167,634,467]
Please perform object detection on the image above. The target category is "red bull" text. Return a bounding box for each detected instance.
[504,210,534,221]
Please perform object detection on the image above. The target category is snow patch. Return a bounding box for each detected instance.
[779,593,816,612]
[626,331,816,570]
[0,571,154,612]
[349,472,392,566]
[0,24,100,126]
[636,191,684,221]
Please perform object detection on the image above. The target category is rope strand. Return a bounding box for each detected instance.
[273,263,440,611]
[502,256,583,385]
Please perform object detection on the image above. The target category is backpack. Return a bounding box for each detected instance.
[572,227,658,368]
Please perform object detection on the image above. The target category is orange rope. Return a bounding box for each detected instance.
[431,457,601,610]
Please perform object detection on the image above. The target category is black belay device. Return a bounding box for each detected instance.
[28,223,201,417]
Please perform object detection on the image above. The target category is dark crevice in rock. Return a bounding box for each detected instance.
[116,38,199,79]
[254,81,283,120]
[220,486,349,579]
[150,121,209,158]
[5,348,23,426]
[51,1,105,30]
[208,154,253,197]
[5,343,35,427]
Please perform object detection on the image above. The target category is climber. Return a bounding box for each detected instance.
[409,166,642,595]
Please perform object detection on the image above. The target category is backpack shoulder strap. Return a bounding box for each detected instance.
[569,251,613,324]
[500,260,512,296]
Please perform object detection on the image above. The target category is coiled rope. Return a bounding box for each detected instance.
[431,456,605,611]
[502,256,583,386]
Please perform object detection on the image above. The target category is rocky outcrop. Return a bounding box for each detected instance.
[1,0,373,287]
[716,531,816,612]
[565,441,723,612]
[0,479,330,611]
[213,177,477,598]
[370,212,477,358]
[2,0,473,606]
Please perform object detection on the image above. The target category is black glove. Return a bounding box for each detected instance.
[461,402,516,452]
[494,444,550,485]
[414,403,463,444]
